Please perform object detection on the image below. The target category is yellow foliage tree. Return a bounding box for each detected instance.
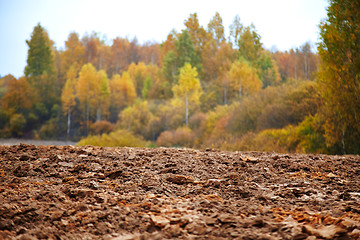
[172,63,203,127]
[317,0,360,154]
[127,62,159,97]
[216,42,236,104]
[76,63,110,134]
[95,70,110,121]
[207,12,225,48]
[76,63,97,133]
[184,13,207,55]
[61,32,84,76]
[228,60,262,97]
[61,66,77,137]
[1,76,34,116]
[110,72,137,120]
[128,62,147,95]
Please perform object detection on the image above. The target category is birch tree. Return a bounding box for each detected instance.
[172,63,203,127]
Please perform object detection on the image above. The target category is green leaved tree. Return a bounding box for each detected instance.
[25,23,57,113]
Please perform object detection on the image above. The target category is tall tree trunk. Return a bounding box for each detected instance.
[86,103,90,136]
[67,109,71,138]
[185,93,189,127]
[115,53,120,74]
[96,106,102,122]
[99,54,103,70]
[342,128,346,154]
[294,54,297,80]
[304,53,308,79]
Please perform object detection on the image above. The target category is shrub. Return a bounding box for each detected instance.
[188,112,206,131]
[38,118,61,139]
[117,100,154,139]
[0,109,8,129]
[90,120,115,135]
[77,129,149,147]
[156,131,173,147]
[220,125,299,153]
[9,113,26,137]
[220,132,258,152]
[295,115,327,153]
[255,126,299,152]
[156,127,195,147]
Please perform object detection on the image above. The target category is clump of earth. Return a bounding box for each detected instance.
[0,144,360,239]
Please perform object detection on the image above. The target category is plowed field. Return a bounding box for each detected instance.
[1,144,360,239]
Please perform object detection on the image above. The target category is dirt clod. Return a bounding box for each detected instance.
[166,174,195,185]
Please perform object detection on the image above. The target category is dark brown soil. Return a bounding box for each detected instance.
[1,144,360,239]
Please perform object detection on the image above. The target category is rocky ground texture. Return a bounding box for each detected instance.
[0,144,360,239]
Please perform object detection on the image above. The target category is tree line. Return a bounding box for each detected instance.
[1,3,359,154]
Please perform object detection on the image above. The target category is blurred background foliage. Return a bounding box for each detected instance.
[1,1,359,154]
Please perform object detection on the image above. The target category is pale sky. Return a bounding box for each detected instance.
[0,0,329,78]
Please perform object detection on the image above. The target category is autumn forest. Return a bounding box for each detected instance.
[1,1,360,154]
